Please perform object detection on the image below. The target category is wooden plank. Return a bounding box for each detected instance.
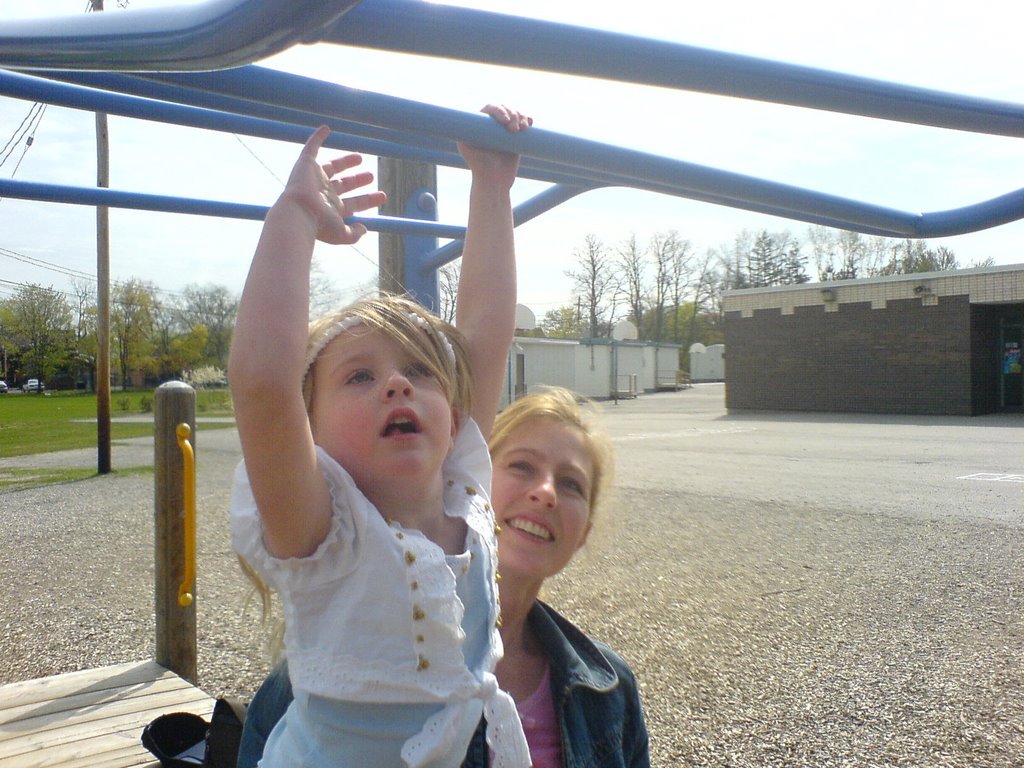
[39,741,162,768]
[0,661,179,712]
[0,672,197,727]
[0,661,214,768]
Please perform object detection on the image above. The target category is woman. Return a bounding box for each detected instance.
[238,387,650,768]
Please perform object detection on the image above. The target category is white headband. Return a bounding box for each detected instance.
[304,312,457,375]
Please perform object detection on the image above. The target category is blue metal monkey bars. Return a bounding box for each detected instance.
[0,0,1022,305]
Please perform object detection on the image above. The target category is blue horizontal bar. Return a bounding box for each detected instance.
[330,0,1024,139]
[0,178,468,238]
[5,67,1024,238]
[112,67,1024,237]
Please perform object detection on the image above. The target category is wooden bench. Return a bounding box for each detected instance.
[0,660,215,768]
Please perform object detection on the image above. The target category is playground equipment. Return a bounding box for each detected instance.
[1,2,1022,764]
[2,0,1024,305]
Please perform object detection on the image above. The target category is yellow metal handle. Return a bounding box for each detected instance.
[176,423,196,608]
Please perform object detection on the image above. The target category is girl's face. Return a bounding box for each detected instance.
[490,419,594,584]
[309,327,457,501]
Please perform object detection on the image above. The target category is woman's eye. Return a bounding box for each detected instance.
[346,370,373,385]
[559,477,585,496]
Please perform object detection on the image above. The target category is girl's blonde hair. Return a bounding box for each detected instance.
[302,294,473,419]
[488,386,614,521]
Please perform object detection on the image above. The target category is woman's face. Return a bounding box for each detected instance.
[490,419,594,584]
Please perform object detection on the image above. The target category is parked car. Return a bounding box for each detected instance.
[0,380,7,394]
[24,378,44,393]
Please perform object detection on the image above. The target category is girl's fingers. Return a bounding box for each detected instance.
[321,153,365,179]
[329,171,376,195]
[302,125,331,159]
[343,191,387,214]
[479,103,533,132]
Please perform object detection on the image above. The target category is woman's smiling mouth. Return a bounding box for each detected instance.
[506,517,553,541]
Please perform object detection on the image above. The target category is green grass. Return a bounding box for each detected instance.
[0,464,153,492]
[0,389,235,459]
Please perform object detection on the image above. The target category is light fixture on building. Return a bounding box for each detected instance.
[821,288,836,302]
[913,284,931,295]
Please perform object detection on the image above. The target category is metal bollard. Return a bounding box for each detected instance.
[154,381,198,684]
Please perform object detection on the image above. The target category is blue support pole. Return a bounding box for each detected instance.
[401,189,441,310]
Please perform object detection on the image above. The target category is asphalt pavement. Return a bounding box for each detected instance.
[2,385,1022,767]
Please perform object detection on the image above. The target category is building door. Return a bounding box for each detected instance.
[1000,320,1022,408]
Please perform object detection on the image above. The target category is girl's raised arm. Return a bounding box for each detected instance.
[228,127,385,558]
[456,104,532,439]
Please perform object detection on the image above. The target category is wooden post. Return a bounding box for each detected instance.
[378,157,436,294]
[92,0,111,474]
[154,381,198,684]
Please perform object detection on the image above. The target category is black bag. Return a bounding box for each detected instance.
[142,697,247,768]
[205,697,248,768]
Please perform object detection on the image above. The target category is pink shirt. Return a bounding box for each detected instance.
[516,664,563,768]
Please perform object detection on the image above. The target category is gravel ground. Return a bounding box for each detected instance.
[2,386,1022,767]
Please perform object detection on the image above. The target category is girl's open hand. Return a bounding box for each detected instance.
[284,125,387,244]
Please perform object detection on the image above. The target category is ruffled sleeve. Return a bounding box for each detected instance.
[229,446,372,592]
[445,418,491,497]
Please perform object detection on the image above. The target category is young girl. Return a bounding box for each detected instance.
[238,386,651,768]
[228,107,533,768]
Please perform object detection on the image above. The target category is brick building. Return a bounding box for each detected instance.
[723,264,1024,416]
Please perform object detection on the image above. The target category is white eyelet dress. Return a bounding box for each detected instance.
[230,419,530,768]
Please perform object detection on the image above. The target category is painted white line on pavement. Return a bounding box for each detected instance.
[957,473,1024,483]
[613,426,756,442]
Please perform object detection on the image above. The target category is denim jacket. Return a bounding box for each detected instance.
[237,600,650,768]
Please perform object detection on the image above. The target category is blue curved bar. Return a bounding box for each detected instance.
[0,0,362,71]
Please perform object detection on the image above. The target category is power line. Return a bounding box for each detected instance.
[0,246,95,281]
[0,102,44,171]
[8,104,47,178]
[0,248,193,302]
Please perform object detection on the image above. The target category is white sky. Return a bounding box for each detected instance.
[1,0,1022,317]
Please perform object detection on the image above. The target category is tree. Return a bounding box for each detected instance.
[747,230,807,286]
[616,234,647,333]
[309,256,344,319]
[3,283,74,383]
[685,251,716,351]
[667,233,694,343]
[566,234,619,338]
[877,239,961,275]
[169,326,209,378]
[178,284,238,368]
[151,292,185,381]
[540,306,582,339]
[437,261,460,324]
[68,278,98,388]
[646,230,688,341]
[717,230,755,291]
[111,278,156,389]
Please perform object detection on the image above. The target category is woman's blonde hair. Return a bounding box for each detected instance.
[488,386,614,521]
[302,294,472,419]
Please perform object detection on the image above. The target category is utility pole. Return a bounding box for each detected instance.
[91,0,111,474]
[377,157,436,295]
